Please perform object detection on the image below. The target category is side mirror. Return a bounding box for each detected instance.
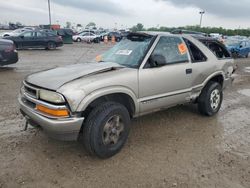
[149,54,167,67]
[239,45,243,48]
[20,35,24,39]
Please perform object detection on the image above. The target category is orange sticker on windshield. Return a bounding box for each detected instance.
[178,43,187,55]
[95,55,102,62]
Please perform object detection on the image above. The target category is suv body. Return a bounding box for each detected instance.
[19,32,235,158]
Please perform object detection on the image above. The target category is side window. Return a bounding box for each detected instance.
[203,41,231,59]
[23,31,33,38]
[240,42,246,48]
[184,38,207,63]
[146,36,189,68]
[36,32,45,37]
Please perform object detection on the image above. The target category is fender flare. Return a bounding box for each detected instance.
[76,86,139,115]
[193,71,226,93]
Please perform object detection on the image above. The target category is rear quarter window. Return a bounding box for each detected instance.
[201,41,231,59]
[183,38,207,63]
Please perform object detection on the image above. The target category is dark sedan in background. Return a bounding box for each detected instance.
[4,30,63,50]
[0,39,18,66]
[107,32,122,42]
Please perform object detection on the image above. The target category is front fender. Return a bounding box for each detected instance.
[76,86,139,115]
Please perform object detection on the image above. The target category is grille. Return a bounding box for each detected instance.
[23,82,38,99]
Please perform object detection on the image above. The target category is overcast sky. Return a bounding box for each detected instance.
[0,0,249,29]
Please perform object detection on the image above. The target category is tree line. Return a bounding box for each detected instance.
[131,23,250,36]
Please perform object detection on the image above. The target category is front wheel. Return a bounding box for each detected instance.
[83,102,130,158]
[198,81,223,116]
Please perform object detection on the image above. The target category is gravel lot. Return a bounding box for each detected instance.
[0,43,250,188]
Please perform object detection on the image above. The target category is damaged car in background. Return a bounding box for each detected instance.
[225,39,250,58]
[19,32,235,158]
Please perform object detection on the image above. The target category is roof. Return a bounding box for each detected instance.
[128,32,218,42]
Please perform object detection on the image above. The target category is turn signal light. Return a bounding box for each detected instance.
[36,105,69,117]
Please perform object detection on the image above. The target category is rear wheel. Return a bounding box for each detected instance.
[198,81,223,116]
[83,102,130,158]
[76,38,81,42]
[46,42,56,50]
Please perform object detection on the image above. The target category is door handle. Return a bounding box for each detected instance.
[186,68,192,74]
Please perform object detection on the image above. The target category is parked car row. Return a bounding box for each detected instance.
[72,31,128,43]
[0,28,65,66]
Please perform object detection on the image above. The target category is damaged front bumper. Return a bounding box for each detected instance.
[19,96,84,141]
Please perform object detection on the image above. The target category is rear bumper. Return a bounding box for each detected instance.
[19,96,84,141]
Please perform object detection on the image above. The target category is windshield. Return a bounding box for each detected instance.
[97,34,154,68]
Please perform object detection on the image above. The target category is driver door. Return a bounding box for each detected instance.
[21,31,35,48]
[139,36,193,114]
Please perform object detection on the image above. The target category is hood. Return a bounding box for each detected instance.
[26,62,124,90]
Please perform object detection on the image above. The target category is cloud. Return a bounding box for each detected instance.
[52,0,129,16]
[159,0,250,18]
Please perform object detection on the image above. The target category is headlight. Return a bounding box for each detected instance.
[39,90,65,103]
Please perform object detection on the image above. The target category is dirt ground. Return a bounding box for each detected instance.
[0,43,249,188]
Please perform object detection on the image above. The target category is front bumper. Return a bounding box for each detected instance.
[19,96,84,141]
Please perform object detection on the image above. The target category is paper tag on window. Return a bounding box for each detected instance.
[116,50,132,56]
[178,43,187,55]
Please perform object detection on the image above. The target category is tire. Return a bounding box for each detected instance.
[46,42,56,50]
[245,53,249,58]
[76,38,81,42]
[198,81,223,116]
[232,52,238,58]
[93,38,100,43]
[83,102,130,158]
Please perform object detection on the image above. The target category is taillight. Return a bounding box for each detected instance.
[4,45,14,53]
[57,36,62,41]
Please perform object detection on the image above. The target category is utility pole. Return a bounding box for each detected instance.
[48,0,52,28]
[199,11,205,27]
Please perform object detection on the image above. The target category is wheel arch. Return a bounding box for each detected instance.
[203,71,225,88]
[77,87,139,118]
[195,72,225,103]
